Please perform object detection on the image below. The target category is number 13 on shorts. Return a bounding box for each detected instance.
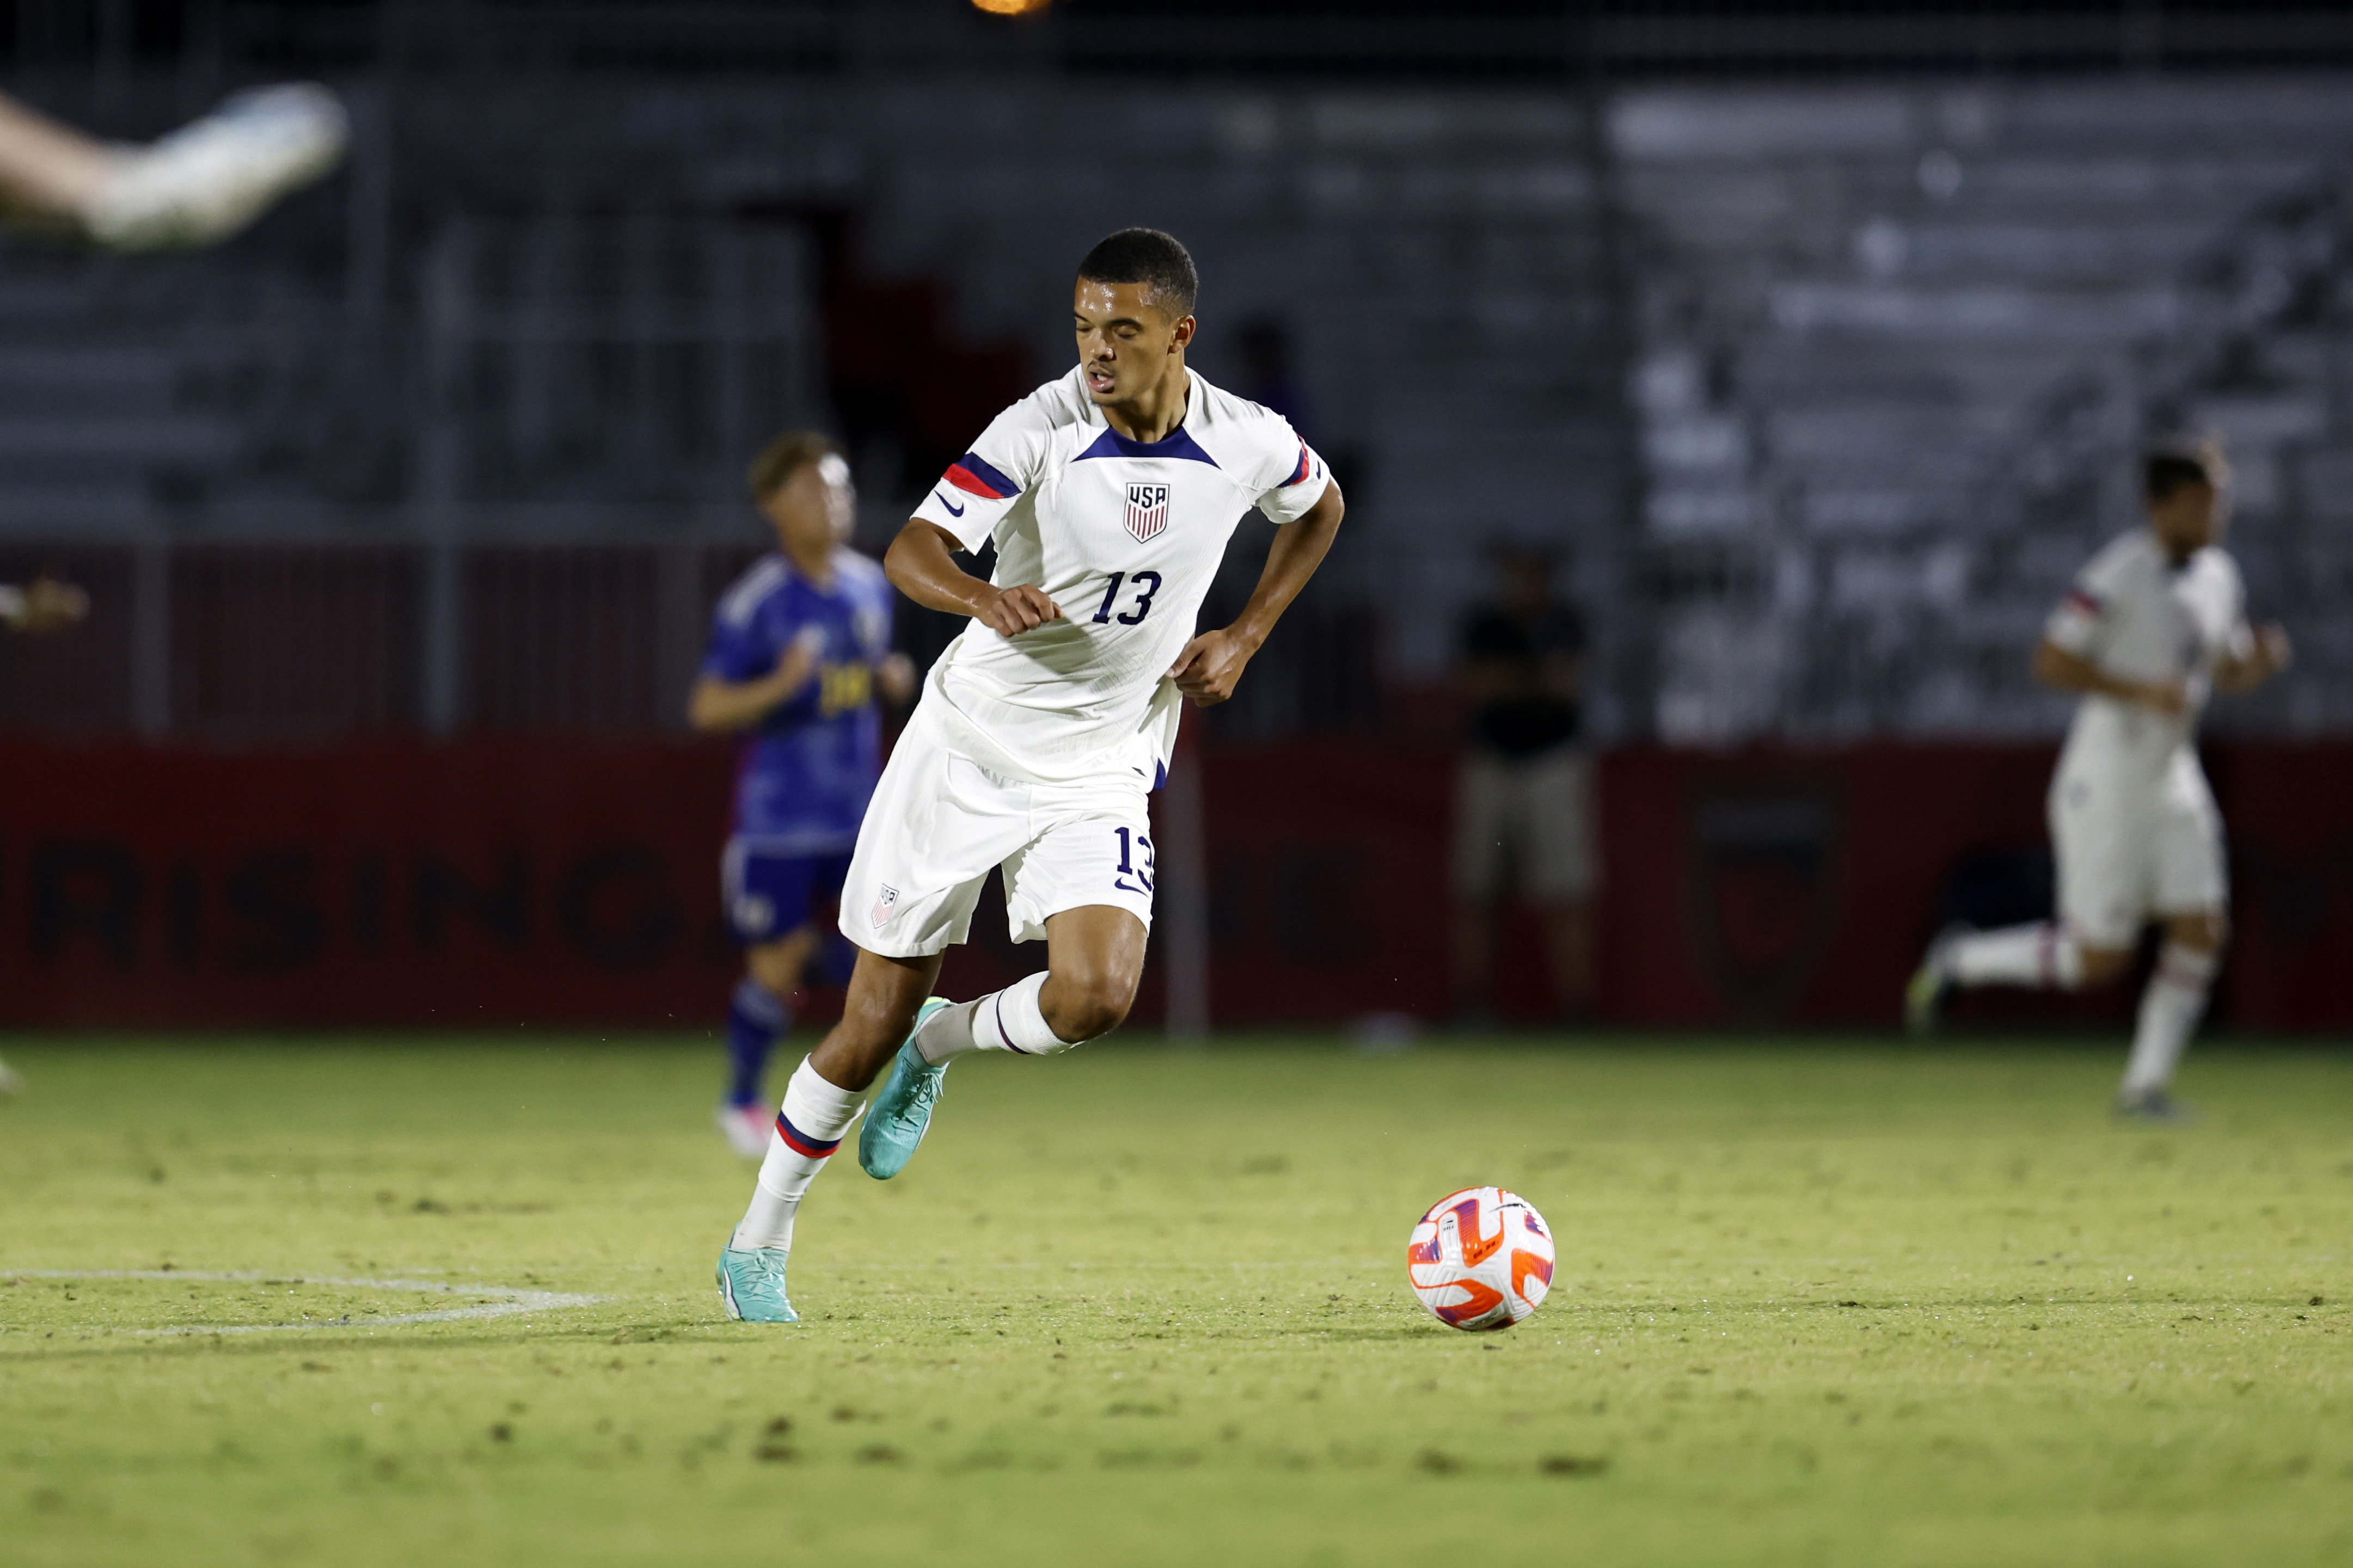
[1113,826,1155,895]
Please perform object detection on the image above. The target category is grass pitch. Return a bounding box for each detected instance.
[2,1034,2349,1567]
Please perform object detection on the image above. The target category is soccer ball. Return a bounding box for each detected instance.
[1406,1186,1554,1331]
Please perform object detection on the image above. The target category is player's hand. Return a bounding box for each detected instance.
[765,626,824,698]
[2138,677,2189,717]
[2256,623,2293,675]
[9,576,88,636]
[979,584,1062,638]
[1168,629,1256,705]
[878,651,917,704]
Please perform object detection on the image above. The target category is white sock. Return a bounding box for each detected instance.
[1946,922,2082,990]
[914,971,1074,1062]
[730,1056,863,1252]
[2122,942,2217,1097]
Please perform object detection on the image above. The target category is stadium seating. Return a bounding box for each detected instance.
[1,69,2349,742]
[1614,78,2353,739]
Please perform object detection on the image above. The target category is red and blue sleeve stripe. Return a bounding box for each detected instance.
[2061,588,2103,616]
[943,452,1019,500]
[1278,441,1314,487]
[775,1111,843,1159]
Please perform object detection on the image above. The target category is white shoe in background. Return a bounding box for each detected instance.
[86,83,349,253]
[714,1100,774,1159]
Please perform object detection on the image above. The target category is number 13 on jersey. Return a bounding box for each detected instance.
[1092,570,1163,626]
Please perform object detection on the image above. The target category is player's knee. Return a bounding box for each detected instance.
[2170,911,2228,952]
[745,942,800,997]
[1039,969,1137,1044]
[2075,945,2134,989]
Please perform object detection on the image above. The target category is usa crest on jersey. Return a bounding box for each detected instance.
[1124,483,1169,543]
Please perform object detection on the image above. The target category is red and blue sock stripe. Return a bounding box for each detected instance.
[775,1111,843,1159]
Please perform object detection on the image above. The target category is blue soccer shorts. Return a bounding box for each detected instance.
[721,839,854,945]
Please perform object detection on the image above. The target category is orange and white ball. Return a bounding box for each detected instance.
[1406,1185,1555,1330]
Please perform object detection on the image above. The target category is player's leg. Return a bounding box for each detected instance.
[1,85,347,252]
[899,797,1157,1066]
[2119,759,2229,1120]
[863,796,1156,1177]
[722,711,1024,1314]
[905,902,1152,1056]
[715,926,817,1155]
[0,93,115,224]
[714,843,809,1153]
[1038,903,1151,1039]
[1907,768,2137,1030]
[718,714,1008,1319]
[719,946,943,1321]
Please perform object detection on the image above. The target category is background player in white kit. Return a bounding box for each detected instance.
[716,229,1345,1321]
[1906,443,2290,1120]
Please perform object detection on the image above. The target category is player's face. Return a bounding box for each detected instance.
[2148,479,2220,560]
[760,457,854,556]
[1073,279,1194,407]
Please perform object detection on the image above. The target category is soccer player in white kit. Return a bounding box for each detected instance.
[1905,444,2290,1120]
[716,229,1345,1321]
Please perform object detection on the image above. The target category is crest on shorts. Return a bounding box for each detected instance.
[1124,483,1169,543]
[1683,773,1845,1020]
[869,884,900,928]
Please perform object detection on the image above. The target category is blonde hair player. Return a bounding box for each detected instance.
[1905,440,2291,1120]
[715,228,1344,1321]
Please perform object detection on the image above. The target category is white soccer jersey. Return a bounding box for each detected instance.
[2044,528,2251,782]
[907,366,1330,784]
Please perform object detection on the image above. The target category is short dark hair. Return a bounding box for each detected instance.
[1076,227,1198,319]
[2144,449,2215,503]
[747,430,838,500]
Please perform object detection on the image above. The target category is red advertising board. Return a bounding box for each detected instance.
[0,737,2346,1031]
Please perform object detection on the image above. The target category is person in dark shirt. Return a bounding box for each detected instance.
[1452,547,1597,1024]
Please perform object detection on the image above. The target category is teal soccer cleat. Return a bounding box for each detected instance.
[715,1246,798,1323]
[858,996,955,1180]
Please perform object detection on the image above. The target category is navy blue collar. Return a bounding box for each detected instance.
[1075,423,1220,467]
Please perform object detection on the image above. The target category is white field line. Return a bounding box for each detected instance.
[8,1269,601,1336]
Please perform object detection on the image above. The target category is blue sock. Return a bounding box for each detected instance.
[725,977,791,1108]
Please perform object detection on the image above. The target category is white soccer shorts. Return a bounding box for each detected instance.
[2048,745,2227,951]
[838,708,1157,958]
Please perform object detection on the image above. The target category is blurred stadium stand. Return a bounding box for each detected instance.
[4,1,2353,1026]
[1620,77,2353,741]
[5,2,2353,745]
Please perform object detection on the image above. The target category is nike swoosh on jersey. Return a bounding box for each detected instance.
[935,491,966,516]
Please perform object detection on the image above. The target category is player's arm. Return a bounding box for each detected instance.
[687,628,822,733]
[883,521,1062,638]
[2213,624,2291,694]
[2030,640,2186,717]
[1169,478,1345,706]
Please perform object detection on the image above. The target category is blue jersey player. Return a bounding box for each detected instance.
[690,432,913,1155]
